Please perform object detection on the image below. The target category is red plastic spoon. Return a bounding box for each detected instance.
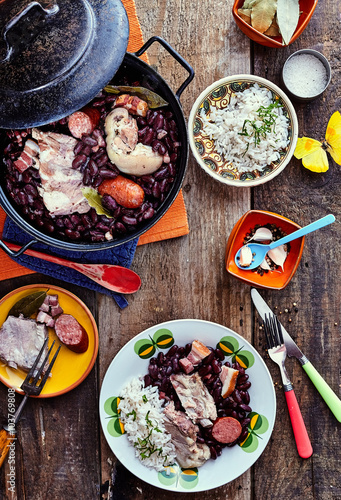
[4,242,141,294]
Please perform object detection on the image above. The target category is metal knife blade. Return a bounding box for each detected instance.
[251,288,307,364]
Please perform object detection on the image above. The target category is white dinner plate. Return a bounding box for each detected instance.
[99,319,276,492]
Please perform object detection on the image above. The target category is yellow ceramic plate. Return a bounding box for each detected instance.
[0,284,98,398]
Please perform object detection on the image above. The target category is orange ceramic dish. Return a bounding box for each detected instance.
[0,284,99,397]
[225,210,305,290]
[232,0,319,48]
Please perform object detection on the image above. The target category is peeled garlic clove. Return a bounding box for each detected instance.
[248,227,273,242]
[239,246,253,267]
[267,245,287,271]
[260,258,271,270]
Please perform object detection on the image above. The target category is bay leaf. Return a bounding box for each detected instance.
[238,8,252,24]
[242,0,259,9]
[8,291,48,318]
[251,0,277,34]
[82,187,114,219]
[276,0,300,45]
[104,86,168,108]
[264,17,280,36]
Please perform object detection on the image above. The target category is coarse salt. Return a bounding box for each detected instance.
[283,54,328,97]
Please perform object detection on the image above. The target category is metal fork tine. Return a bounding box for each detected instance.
[22,337,49,383]
[31,340,56,386]
[276,316,284,345]
[37,344,62,391]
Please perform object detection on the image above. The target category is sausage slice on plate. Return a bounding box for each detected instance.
[212,417,242,444]
[54,314,89,353]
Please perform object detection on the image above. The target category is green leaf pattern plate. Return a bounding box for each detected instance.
[99,319,276,492]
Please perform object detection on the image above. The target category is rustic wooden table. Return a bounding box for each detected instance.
[0,0,340,499]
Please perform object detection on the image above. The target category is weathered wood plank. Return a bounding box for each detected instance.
[98,1,253,499]
[252,1,341,499]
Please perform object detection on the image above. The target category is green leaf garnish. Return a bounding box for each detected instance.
[8,290,48,318]
[81,187,114,219]
[104,85,169,108]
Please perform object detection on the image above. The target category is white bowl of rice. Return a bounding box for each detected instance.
[188,75,298,187]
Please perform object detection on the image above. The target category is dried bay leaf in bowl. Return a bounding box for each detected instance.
[277,0,300,45]
[251,0,277,33]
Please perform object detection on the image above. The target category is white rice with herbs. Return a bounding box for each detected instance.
[200,83,290,172]
[118,377,176,471]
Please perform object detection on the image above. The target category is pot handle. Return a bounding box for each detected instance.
[0,239,38,257]
[134,36,194,100]
[0,1,59,63]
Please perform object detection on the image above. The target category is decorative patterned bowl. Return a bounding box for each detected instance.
[188,75,298,187]
[225,210,305,290]
[232,0,319,48]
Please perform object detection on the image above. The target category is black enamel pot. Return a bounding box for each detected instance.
[0,36,194,256]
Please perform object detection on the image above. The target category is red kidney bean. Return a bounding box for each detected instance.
[141,127,155,145]
[81,134,98,147]
[96,154,108,167]
[153,113,164,130]
[198,364,212,377]
[238,404,252,413]
[240,418,251,428]
[238,374,249,385]
[209,446,218,460]
[211,359,222,374]
[99,167,118,179]
[74,141,84,155]
[239,428,249,443]
[121,216,137,225]
[88,159,99,176]
[232,390,243,404]
[239,382,251,391]
[142,207,154,220]
[92,129,106,147]
[242,391,250,405]
[138,126,149,140]
[92,175,103,188]
[147,110,158,125]
[82,169,91,185]
[65,229,81,240]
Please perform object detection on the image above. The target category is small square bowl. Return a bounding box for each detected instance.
[232,0,318,48]
[225,210,305,290]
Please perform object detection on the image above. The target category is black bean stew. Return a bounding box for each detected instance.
[2,89,180,244]
[144,343,252,461]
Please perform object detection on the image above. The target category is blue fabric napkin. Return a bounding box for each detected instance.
[3,217,138,309]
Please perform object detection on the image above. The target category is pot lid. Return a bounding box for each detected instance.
[0,0,129,129]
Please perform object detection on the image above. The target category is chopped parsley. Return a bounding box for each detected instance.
[238,100,283,149]
[133,411,168,464]
[126,409,137,421]
[142,394,148,403]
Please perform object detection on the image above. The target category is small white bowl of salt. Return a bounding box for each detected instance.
[282,49,331,102]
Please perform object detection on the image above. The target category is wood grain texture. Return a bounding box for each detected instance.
[1,0,340,499]
[252,1,341,499]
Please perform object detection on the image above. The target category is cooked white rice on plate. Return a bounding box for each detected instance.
[118,377,176,471]
[200,83,290,172]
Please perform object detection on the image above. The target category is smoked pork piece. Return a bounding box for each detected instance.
[0,315,48,373]
[32,129,90,216]
[179,340,211,374]
[170,372,217,427]
[163,401,210,468]
[219,365,239,398]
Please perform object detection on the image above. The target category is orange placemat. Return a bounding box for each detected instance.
[0,0,189,282]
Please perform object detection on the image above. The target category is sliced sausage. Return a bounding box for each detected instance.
[98,175,145,209]
[211,417,242,444]
[54,314,89,353]
[68,108,101,139]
